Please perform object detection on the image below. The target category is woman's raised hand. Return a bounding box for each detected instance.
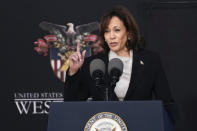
[68,41,86,76]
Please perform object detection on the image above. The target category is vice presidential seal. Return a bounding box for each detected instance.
[84,112,128,131]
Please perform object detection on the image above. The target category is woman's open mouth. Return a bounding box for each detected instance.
[109,42,118,47]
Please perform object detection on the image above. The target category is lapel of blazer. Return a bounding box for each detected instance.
[125,50,141,100]
[101,51,143,100]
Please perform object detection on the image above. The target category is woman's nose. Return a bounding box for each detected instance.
[110,31,115,39]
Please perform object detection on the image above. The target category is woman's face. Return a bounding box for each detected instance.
[104,16,129,56]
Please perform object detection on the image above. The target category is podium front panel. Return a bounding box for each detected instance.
[48,101,174,131]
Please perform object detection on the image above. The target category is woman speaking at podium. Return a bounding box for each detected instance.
[64,5,178,123]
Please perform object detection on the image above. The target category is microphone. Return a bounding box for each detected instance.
[108,58,124,88]
[90,59,106,87]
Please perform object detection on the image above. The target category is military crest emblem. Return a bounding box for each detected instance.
[34,21,103,82]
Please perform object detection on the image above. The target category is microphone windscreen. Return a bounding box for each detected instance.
[108,58,123,75]
[90,59,105,77]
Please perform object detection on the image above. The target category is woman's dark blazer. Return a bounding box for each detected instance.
[64,49,179,122]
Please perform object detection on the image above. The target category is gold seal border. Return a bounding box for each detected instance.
[84,112,128,131]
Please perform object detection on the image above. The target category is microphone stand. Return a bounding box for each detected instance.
[95,78,109,101]
[104,87,109,101]
[108,76,119,101]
